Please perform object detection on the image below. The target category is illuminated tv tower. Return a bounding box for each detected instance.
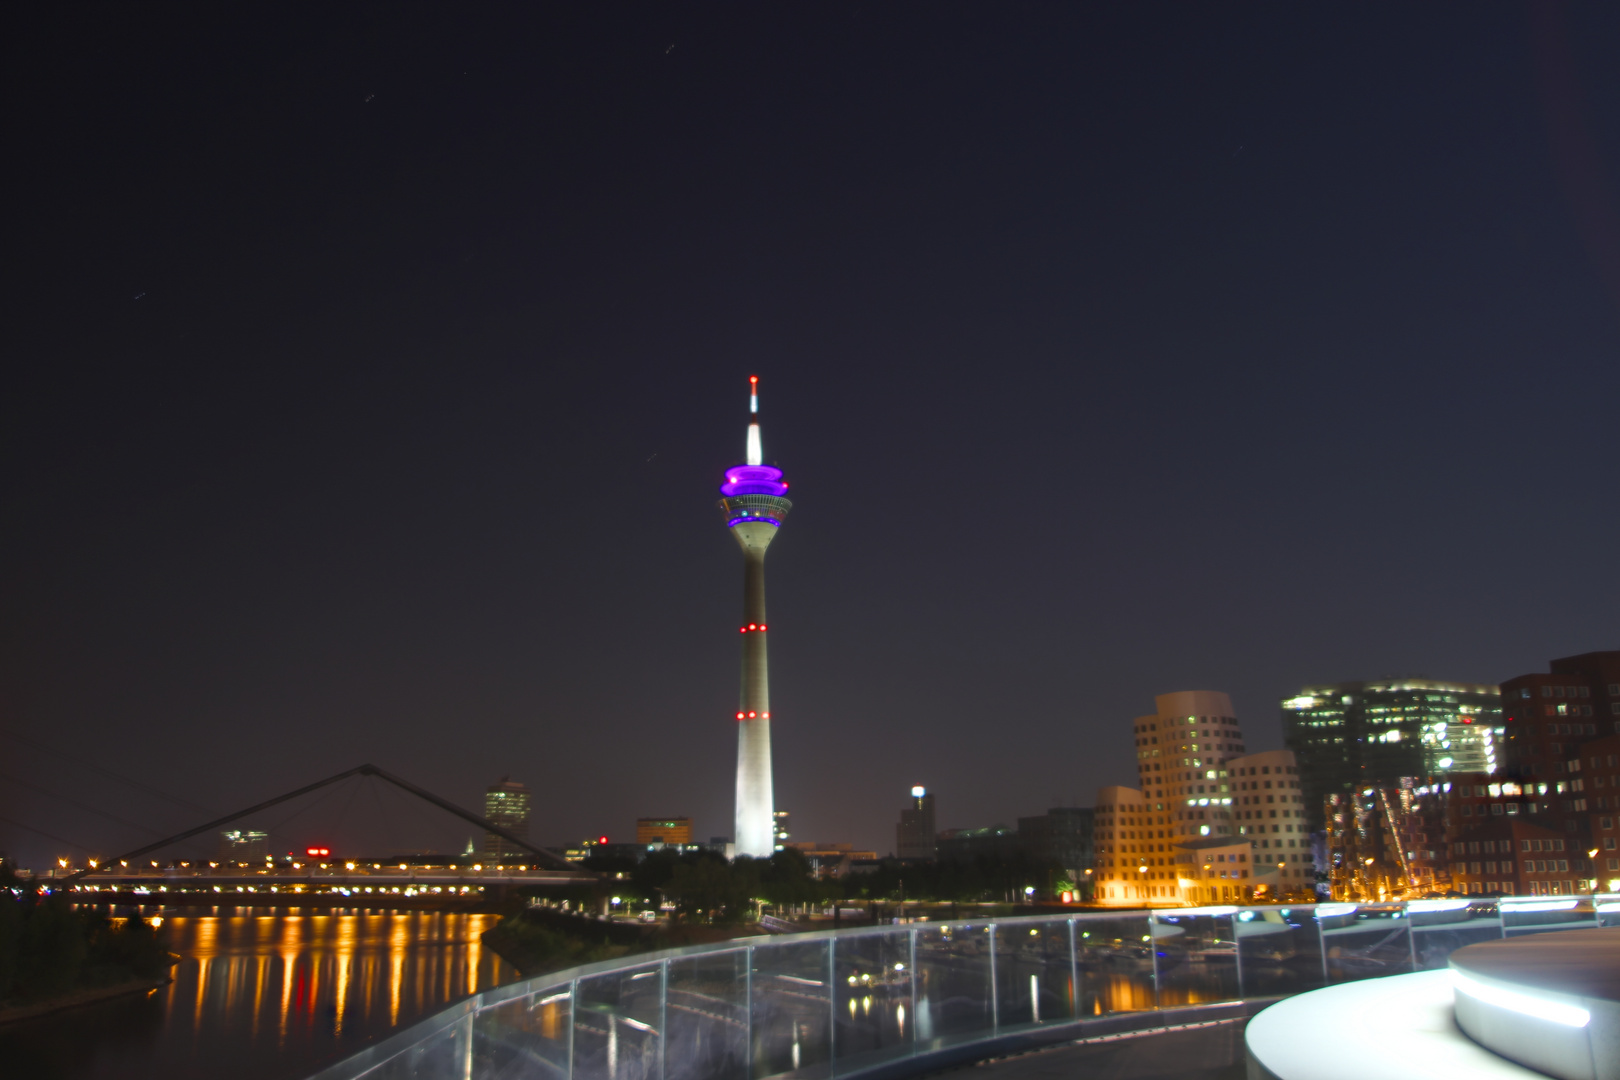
[718,375,792,858]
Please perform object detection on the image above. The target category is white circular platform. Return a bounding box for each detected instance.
[1245,969,1546,1080]
[1449,928,1620,1080]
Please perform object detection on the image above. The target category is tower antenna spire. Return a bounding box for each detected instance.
[746,375,763,465]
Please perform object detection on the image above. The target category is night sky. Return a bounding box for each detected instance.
[4,4,1618,867]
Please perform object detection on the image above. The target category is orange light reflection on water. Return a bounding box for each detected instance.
[132,907,516,1067]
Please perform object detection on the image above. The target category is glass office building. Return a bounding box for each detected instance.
[1281,678,1501,831]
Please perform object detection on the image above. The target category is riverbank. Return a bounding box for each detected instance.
[0,975,169,1027]
[480,908,767,977]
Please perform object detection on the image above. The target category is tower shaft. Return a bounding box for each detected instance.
[718,377,792,860]
[734,528,775,856]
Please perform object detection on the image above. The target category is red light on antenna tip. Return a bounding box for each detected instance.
[749,376,758,384]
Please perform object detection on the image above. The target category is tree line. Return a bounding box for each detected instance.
[579,847,1073,923]
[0,862,171,1007]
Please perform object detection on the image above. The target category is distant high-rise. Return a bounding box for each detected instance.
[482,777,530,861]
[718,376,793,858]
[635,817,693,846]
[773,810,791,851]
[896,786,937,860]
[1281,678,1502,831]
[219,829,268,862]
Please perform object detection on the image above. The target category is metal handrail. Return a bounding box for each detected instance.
[307,896,1620,1080]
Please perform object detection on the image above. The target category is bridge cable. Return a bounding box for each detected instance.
[0,770,172,841]
[0,730,214,816]
[361,764,576,869]
[252,777,349,856]
[0,813,97,857]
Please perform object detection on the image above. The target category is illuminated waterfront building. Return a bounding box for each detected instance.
[1174,837,1255,904]
[1281,678,1502,831]
[1447,817,1590,897]
[1091,785,1161,904]
[896,786,937,861]
[634,818,692,846]
[1229,749,1314,888]
[718,376,793,857]
[1131,690,1248,841]
[1324,779,1452,900]
[482,777,530,860]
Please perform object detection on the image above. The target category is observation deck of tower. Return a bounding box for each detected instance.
[718,376,792,858]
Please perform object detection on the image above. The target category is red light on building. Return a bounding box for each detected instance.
[306,846,330,858]
[598,836,609,845]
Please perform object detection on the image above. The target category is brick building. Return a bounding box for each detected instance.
[1500,651,1620,779]
[1448,817,1592,896]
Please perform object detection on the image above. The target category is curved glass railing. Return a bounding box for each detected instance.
[308,896,1620,1080]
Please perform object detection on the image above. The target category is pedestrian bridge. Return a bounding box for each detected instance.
[308,895,1620,1080]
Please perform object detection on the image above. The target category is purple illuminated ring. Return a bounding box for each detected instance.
[720,464,789,497]
[727,515,782,528]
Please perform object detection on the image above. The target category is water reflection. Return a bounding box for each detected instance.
[0,908,516,1080]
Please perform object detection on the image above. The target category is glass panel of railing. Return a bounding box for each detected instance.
[1152,909,1239,1007]
[366,1016,468,1080]
[831,929,914,1072]
[1233,906,1323,999]
[1073,914,1156,1017]
[991,918,1074,1032]
[750,939,833,1080]
[1500,897,1597,936]
[473,984,571,1080]
[913,923,995,1050]
[1596,895,1620,929]
[1315,904,1412,984]
[573,963,664,1080]
[666,950,749,1080]
[1407,899,1502,969]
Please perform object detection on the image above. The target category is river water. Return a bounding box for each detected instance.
[0,908,518,1080]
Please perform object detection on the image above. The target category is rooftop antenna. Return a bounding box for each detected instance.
[746,375,763,465]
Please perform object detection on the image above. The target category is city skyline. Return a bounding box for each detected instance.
[3,6,1620,865]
